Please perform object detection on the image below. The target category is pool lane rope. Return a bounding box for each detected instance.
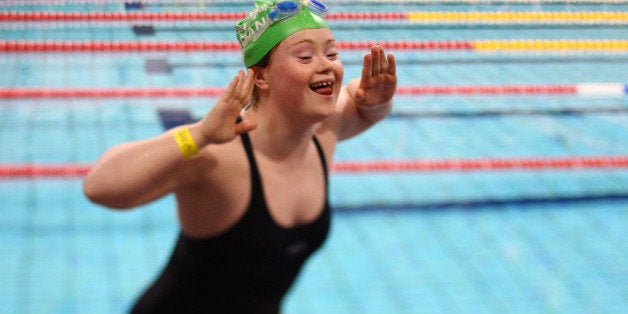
[1,0,625,6]
[1,156,627,177]
[2,11,627,25]
[4,0,625,5]
[1,84,626,98]
[1,39,627,52]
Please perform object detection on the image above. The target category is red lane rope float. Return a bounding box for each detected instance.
[0,85,581,99]
[333,156,628,172]
[0,163,92,177]
[0,11,411,21]
[0,87,226,98]
[0,40,474,52]
[3,11,627,23]
[2,156,627,177]
[3,39,626,52]
[0,40,242,52]
[1,0,625,6]
[0,11,246,21]
[396,85,578,94]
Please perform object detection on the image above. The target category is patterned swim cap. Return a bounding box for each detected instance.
[235,0,329,67]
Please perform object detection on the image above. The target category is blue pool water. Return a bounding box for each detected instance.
[0,1,627,313]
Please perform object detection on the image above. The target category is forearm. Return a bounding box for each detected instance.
[83,122,209,209]
[84,70,256,209]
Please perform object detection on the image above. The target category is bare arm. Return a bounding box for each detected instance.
[326,45,397,141]
[83,70,257,209]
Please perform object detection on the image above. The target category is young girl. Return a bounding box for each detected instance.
[83,0,397,312]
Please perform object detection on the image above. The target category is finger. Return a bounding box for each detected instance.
[239,69,255,106]
[233,69,245,95]
[378,47,388,74]
[387,53,396,76]
[234,70,252,102]
[361,53,373,82]
[371,45,381,77]
[218,71,246,117]
[223,70,243,99]
[242,69,254,91]
[234,118,258,134]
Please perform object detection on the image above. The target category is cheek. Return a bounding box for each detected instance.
[271,64,306,86]
[335,61,344,81]
[335,63,344,91]
[268,65,306,102]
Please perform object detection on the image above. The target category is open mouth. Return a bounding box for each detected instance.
[309,81,334,95]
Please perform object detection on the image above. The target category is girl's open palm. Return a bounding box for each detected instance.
[355,45,397,108]
[198,69,257,144]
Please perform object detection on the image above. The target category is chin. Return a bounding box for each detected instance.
[316,101,338,120]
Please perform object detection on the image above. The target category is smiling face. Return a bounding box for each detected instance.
[254,28,344,122]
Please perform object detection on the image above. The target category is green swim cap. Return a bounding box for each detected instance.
[236,0,330,68]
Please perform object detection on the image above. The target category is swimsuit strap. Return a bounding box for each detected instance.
[311,135,329,184]
[239,132,265,206]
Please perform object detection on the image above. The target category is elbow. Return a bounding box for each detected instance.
[82,177,106,207]
[83,175,136,210]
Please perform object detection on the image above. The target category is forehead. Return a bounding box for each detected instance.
[278,28,335,49]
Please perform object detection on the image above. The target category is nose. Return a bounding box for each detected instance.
[316,55,334,73]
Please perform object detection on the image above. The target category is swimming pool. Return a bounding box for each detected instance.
[1,0,627,313]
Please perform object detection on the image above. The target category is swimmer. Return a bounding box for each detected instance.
[83,0,396,312]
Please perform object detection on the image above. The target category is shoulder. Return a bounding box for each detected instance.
[175,137,252,237]
[197,137,248,183]
[173,136,249,195]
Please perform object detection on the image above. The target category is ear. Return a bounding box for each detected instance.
[252,67,270,91]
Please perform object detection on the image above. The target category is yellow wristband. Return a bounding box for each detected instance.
[172,126,199,159]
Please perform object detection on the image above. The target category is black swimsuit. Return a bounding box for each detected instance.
[131,133,331,314]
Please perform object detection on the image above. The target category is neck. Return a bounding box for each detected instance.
[242,104,316,161]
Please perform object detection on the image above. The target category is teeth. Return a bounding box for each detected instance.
[311,81,333,88]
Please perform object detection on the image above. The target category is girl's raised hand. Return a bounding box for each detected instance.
[197,69,257,144]
[355,45,397,108]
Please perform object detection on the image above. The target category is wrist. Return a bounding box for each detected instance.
[356,100,393,122]
[172,126,200,159]
[187,122,213,147]
[356,100,391,111]
[172,122,213,159]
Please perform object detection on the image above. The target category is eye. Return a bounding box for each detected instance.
[326,47,339,59]
[327,52,339,59]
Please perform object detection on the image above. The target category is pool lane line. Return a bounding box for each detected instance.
[2,156,628,177]
[2,0,625,7]
[2,39,627,52]
[1,83,626,99]
[389,106,628,118]
[3,11,627,24]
